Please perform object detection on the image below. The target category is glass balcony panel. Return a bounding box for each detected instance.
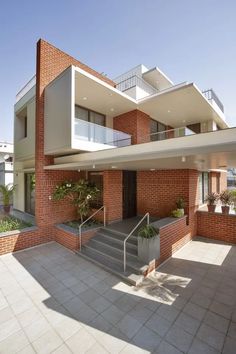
[74,118,132,147]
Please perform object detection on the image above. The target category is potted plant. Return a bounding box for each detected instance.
[175,197,185,217]
[0,184,15,214]
[205,192,219,212]
[137,224,160,263]
[219,190,232,214]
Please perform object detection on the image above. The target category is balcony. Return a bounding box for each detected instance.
[116,75,157,99]
[74,118,131,150]
[202,89,224,113]
[15,76,36,103]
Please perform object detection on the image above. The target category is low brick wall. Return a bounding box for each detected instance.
[197,211,236,244]
[159,216,191,263]
[0,227,53,256]
[55,224,99,251]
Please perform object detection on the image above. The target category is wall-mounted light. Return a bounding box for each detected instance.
[49,195,52,200]
[82,97,87,100]
[92,164,95,169]
[150,168,156,171]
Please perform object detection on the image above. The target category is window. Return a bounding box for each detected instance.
[24,116,27,138]
[88,172,103,208]
[75,105,105,126]
[150,119,166,141]
[199,172,209,204]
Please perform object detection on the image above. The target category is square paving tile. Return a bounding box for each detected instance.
[165,323,194,353]
[197,323,225,351]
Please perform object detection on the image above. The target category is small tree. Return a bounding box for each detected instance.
[52,179,99,223]
[0,184,15,211]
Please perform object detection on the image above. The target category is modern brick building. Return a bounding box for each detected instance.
[11,39,236,281]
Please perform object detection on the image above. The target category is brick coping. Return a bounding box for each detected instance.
[197,210,236,218]
[0,226,39,239]
[151,215,187,230]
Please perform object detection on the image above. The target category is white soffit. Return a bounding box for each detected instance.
[138,83,228,129]
[74,67,136,117]
[142,67,173,90]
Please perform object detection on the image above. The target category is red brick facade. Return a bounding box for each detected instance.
[103,170,123,222]
[197,211,236,244]
[55,226,98,251]
[113,109,150,144]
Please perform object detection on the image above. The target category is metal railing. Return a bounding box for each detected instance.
[79,205,106,251]
[74,118,132,147]
[116,75,157,96]
[139,126,195,143]
[15,76,36,103]
[123,213,150,273]
[202,89,224,112]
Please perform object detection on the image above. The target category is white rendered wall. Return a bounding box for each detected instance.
[14,98,36,161]
[44,66,73,155]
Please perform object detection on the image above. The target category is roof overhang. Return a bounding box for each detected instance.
[44,128,236,172]
[138,83,228,129]
[74,67,137,117]
[142,66,173,90]
[73,66,227,129]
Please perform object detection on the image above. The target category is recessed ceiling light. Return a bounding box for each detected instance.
[110,108,114,112]
[77,169,80,172]
[182,119,186,123]
[82,96,87,100]
[181,156,186,163]
[111,166,117,169]
[109,93,113,96]
[167,110,171,113]
[150,168,156,171]
[92,164,95,169]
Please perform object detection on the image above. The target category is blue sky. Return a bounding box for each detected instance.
[1,0,236,142]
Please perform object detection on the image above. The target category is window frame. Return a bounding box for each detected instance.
[75,105,106,127]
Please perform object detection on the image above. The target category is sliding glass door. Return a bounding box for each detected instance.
[25,173,35,215]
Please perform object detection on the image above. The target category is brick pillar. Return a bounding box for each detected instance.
[35,39,115,232]
[113,109,150,144]
[103,170,122,222]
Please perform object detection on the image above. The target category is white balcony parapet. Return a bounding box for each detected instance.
[16,75,36,103]
[74,118,132,148]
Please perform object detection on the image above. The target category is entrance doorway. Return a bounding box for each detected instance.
[122,171,137,219]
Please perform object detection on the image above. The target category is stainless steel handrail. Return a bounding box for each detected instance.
[79,205,106,251]
[123,213,149,273]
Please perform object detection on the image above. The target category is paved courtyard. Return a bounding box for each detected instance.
[0,237,236,354]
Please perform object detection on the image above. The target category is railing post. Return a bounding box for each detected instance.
[124,242,126,273]
[79,225,82,251]
[104,206,106,227]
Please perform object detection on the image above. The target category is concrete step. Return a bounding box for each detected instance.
[99,227,138,246]
[91,233,138,255]
[83,241,146,274]
[76,247,144,286]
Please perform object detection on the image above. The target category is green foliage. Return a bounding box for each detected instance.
[0,184,15,206]
[0,217,32,233]
[52,179,99,223]
[138,225,158,239]
[205,192,219,205]
[176,197,186,209]
[219,190,233,206]
[171,209,184,218]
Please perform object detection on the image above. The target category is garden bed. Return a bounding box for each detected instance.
[0,216,32,233]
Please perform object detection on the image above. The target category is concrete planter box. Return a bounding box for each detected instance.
[138,235,160,263]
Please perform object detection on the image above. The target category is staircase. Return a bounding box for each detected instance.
[77,226,148,286]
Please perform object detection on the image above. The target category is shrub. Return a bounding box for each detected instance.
[52,179,99,223]
[0,217,31,233]
[138,225,159,239]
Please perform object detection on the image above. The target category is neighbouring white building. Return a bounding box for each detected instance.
[0,141,14,187]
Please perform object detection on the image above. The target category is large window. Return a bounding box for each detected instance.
[199,172,209,204]
[150,119,166,141]
[88,172,103,208]
[75,105,105,126]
